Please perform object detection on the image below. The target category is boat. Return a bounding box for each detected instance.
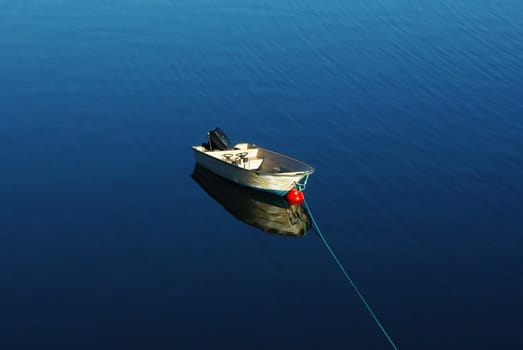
[192,128,314,196]
[192,164,311,236]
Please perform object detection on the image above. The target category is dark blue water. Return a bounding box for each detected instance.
[2,1,523,349]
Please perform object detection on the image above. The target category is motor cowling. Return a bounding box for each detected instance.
[207,127,231,151]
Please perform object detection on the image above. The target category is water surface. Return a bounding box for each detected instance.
[1,1,523,349]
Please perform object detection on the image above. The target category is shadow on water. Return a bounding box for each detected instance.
[191,164,311,237]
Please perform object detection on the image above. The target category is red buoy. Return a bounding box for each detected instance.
[286,188,304,205]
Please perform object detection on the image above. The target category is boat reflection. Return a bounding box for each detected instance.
[192,165,311,237]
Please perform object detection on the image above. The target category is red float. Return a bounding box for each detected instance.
[286,188,305,205]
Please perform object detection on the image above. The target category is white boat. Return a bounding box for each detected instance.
[192,128,314,196]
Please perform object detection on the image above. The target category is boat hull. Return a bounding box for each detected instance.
[192,147,311,196]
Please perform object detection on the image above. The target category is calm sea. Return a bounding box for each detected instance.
[1,1,523,349]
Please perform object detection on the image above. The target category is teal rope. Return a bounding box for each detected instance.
[304,199,399,350]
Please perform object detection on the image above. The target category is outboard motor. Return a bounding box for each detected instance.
[202,128,231,151]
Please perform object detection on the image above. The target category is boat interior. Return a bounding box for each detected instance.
[193,143,264,171]
[195,128,313,174]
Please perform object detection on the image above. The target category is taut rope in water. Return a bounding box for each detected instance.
[303,199,400,350]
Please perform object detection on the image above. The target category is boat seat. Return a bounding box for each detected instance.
[247,158,264,170]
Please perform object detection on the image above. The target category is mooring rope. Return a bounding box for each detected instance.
[303,198,399,350]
